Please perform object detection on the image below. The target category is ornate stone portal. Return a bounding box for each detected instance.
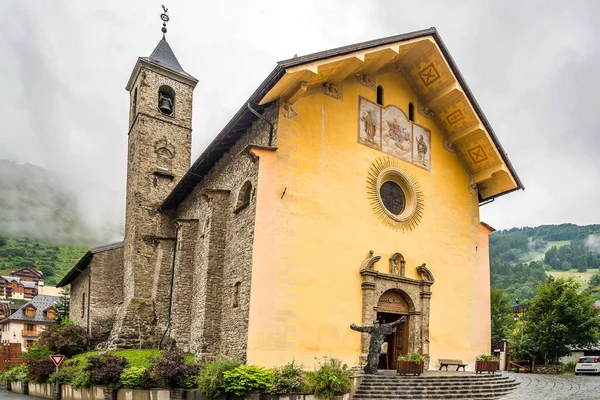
[351,317,407,374]
[359,251,434,369]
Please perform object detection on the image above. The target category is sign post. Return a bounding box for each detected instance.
[50,355,65,400]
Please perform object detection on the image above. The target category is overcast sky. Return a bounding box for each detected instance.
[1,0,599,236]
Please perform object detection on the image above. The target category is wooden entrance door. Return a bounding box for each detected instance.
[377,311,409,369]
[376,290,411,369]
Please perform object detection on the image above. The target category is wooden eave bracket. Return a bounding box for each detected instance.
[286,81,308,106]
[472,164,509,184]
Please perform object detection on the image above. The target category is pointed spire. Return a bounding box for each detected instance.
[139,5,196,81]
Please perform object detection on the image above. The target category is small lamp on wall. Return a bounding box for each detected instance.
[12,332,16,340]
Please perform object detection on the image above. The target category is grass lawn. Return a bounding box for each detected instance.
[69,349,195,368]
[547,240,572,248]
[546,268,600,289]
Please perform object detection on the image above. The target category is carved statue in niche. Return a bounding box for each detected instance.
[350,317,407,374]
[389,253,406,276]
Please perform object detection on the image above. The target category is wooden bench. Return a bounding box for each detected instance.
[438,358,467,371]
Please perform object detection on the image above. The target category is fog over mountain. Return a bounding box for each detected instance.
[0,160,124,246]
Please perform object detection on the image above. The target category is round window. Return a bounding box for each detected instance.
[367,157,424,231]
[379,181,405,215]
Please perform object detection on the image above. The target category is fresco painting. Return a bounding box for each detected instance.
[382,106,412,162]
[358,97,381,150]
[413,124,431,170]
[358,97,431,171]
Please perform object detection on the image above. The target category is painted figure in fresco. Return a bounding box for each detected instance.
[361,110,377,143]
[350,316,407,374]
[385,117,411,153]
[416,134,428,165]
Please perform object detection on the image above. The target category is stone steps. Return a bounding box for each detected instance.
[353,373,519,399]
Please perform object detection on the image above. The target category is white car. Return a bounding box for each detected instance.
[575,357,600,375]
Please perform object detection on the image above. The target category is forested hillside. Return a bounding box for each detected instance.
[0,236,86,285]
[490,224,600,301]
[0,160,123,285]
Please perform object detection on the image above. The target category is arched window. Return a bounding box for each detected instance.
[234,181,252,213]
[408,102,415,121]
[158,85,175,116]
[233,282,241,308]
[376,86,384,105]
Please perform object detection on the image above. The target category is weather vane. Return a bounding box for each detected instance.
[160,5,169,36]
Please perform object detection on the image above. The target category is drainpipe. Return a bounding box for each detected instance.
[159,225,179,350]
[247,103,274,146]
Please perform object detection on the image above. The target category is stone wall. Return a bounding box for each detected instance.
[90,247,124,340]
[177,102,279,361]
[70,269,89,329]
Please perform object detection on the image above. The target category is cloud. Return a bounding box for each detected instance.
[586,235,600,253]
[1,0,599,242]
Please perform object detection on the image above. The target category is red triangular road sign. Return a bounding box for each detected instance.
[50,355,65,367]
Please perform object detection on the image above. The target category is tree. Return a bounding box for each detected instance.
[590,274,600,288]
[518,277,600,364]
[490,288,514,345]
[55,287,70,323]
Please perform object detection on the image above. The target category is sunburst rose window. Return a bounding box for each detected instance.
[367,157,424,231]
[380,181,405,215]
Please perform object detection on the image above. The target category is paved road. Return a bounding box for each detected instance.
[502,372,600,399]
[0,390,36,399]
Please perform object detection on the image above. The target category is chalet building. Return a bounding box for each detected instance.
[10,268,44,283]
[0,301,19,320]
[0,268,59,300]
[59,24,522,370]
[0,276,38,300]
[0,295,58,349]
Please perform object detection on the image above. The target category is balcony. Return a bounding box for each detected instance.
[21,330,40,338]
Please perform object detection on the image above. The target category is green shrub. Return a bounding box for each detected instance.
[85,353,129,389]
[120,366,155,389]
[2,364,29,382]
[397,353,424,362]
[24,344,54,383]
[147,348,198,388]
[306,357,352,399]
[38,323,90,357]
[476,354,496,361]
[223,365,274,396]
[563,362,576,374]
[268,361,306,394]
[197,358,241,400]
[52,362,89,389]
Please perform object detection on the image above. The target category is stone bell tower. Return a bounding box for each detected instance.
[111,9,198,348]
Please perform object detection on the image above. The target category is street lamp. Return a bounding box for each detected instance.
[514,299,523,339]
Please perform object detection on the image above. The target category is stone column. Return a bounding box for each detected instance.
[360,275,377,360]
[420,287,432,369]
[190,189,230,360]
[170,219,199,350]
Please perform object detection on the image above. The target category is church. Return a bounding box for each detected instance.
[57,22,523,371]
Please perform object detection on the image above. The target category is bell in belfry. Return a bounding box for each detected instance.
[158,92,174,115]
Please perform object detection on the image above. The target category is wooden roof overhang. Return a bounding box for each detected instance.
[260,29,523,202]
[160,28,522,210]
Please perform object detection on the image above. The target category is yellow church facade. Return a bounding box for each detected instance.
[245,30,521,368]
[60,27,522,371]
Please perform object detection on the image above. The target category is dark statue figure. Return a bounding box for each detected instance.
[350,316,407,374]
